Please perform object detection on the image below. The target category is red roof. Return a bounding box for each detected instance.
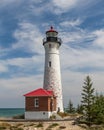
[24,88,54,97]
[46,26,58,34]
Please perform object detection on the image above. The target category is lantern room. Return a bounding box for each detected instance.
[43,26,62,45]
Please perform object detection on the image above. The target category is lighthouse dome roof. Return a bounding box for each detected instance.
[46,26,58,34]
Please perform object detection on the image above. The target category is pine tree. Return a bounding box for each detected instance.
[76,104,83,114]
[81,76,95,126]
[91,94,104,124]
[67,100,75,113]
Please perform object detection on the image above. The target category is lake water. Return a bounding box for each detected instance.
[0,108,25,117]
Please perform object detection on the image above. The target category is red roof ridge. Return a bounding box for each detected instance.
[24,88,53,97]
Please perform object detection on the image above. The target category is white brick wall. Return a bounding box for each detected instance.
[43,42,63,112]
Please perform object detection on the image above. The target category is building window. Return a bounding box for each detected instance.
[34,98,39,107]
[49,61,51,67]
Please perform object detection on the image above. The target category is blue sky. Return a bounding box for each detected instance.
[0,0,104,108]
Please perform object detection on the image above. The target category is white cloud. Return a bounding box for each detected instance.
[60,45,104,106]
[60,19,82,27]
[61,44,104,72]
[61,28,104,69]
[62,69,104,106]
[59,25,94,47]
[58,28,104,106]
[0,55,44,76]
[0,0,22,8]
[12,56,43,69]
[60,31,83,43]
[0,75,43,90]
[52,0,78,13]
[0,75,43,107]
[51,0,100,15]
[30,0,43,4]
[93,29,104,48]
[13,22,44,54]
[0,0,16,4]
[0,63,8,73]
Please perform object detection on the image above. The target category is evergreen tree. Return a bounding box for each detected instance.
[91,94,104,124]
[81,76,95,125]
[67,100,75,113]
[76,104,83,114]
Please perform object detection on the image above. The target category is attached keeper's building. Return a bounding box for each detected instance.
[24,88,56,119]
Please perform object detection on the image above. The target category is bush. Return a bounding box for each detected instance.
[36,122,43,127]
[59,126,66,129]
[13,114,24,119]
[46,123,59,129]
[50,115,56,119]
[0,122,11,129]
[0,126,6,129]
[57,112,69,118]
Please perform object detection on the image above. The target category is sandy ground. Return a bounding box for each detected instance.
[0,120,85,130]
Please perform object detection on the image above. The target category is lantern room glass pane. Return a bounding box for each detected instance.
[46,32,57,37]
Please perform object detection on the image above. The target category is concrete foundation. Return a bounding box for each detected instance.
[25,111,54,119]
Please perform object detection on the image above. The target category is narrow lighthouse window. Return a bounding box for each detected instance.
[49,44,51,48]
[34,98,39,107]
[49,61,51,67]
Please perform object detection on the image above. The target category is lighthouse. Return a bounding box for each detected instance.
[24,27,64,120]
[43,27,63,112]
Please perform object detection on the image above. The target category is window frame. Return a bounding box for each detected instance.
[34,98,39,108]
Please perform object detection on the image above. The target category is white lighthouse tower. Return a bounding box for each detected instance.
[43,26,63,112]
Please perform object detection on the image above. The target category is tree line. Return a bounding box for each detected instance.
[66,75,104,126]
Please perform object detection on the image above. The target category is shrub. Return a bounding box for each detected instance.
[57,112,69,118]
[47,123,59,129]
[0,122,11,129]
[0,126,6,129]
[36,122,43,127]
[50,114,56,119]
[13,114,24,119]
[59,126,66,129]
